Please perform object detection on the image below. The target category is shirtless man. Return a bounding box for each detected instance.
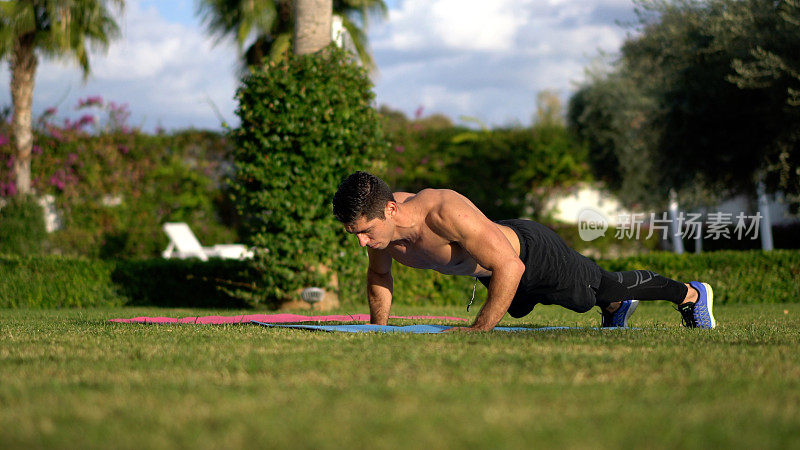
[332,171,716,331]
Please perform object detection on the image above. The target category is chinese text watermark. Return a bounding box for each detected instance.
[577,208,762,242]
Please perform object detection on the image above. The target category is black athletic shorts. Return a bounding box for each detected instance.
[478,219,602,317]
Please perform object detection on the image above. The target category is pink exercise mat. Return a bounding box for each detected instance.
[109,313,468,324]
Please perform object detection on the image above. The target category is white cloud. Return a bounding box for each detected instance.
[0,0,639,131]
[0,0,239,131]
[377,0,535,52]
[370,0,638,126]
[430,0,531,51]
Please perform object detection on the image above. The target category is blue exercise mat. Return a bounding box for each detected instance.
[252,322,594,333]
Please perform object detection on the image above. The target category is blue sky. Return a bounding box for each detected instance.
[0,0,639,132]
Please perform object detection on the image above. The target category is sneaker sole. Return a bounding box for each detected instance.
[621,300,639,327]
[701,282,716,329]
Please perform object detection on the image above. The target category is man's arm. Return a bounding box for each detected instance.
[430,193,525,331]
[366,247,393,325]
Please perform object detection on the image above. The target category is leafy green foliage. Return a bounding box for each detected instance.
[196,0,387,71]
[0,0,123,75]
[0,103,241,259]
[568,0,800,211]
[345,249,800,306]
[230,46,387,304]
[112,259,256,308]
[0,250,798,308]
[379,107,590,221]
[568,72,656,202]
[600,249,800,304]
[0,255,122,308]
[0,195,46,255]
[0,255,254,308]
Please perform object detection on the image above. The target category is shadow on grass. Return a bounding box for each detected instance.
[111,259,255,309]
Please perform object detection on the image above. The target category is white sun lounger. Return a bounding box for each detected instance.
[161,222,254,261]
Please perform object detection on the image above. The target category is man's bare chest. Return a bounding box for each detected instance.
[387,238,483,276]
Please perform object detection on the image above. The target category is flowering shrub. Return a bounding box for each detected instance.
[0,97,240,258]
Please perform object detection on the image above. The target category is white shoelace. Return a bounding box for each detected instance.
[467,277,477,311]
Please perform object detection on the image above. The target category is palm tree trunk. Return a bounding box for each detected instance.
[293,0,332,56]
[10,34,38,196]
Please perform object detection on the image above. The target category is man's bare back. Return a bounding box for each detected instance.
[376,189,521,277]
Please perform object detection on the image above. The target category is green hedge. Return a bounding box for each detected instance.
[0,250,798,309]
[353,249,800,306]
[0,195,47,255]
[111,259,258,308]
[598,250,800,304]
[0,256,256,309]
[0,255,122,308]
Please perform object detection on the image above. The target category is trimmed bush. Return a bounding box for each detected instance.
[230,46,387,304]
[599,250,800,304]
[0,251,797,309]
[0,255,255,309]
[112,259,257,308]
[0,255,121,308]
[342,249,800,306]
[0,195,47,255]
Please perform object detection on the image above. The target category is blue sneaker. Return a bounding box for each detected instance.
[601,300,639,327]
[678,282,716,329]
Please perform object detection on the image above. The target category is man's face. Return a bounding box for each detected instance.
[345,215,393,249]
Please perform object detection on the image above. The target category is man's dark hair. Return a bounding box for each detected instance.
[333,171,395,224]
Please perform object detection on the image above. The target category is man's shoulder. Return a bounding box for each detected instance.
[395,188,462,204]
[393,188,449,201]
[415,189,482,228]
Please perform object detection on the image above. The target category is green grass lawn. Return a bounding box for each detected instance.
[1,303,799,449]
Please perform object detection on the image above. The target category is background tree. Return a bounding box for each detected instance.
[0,0,123,196]
[380,104,589,221]
[714,0,800,207]
[197,0,387,71]
[294,0,331,55]
[568,0,800,211]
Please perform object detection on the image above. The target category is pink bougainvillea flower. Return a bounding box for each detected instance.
[78,96,103,108]
[49,127,63,141]
[1,181,17,197]
[76,114,95,128]
[0,135,8,146]
[50,172,66,190]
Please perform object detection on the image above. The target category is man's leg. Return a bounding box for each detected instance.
[596,270,695,311]
[596,269,715,328]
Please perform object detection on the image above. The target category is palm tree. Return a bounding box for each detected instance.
[0,0,124,196]
[197,0,387,71]
[294,0,331,55]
